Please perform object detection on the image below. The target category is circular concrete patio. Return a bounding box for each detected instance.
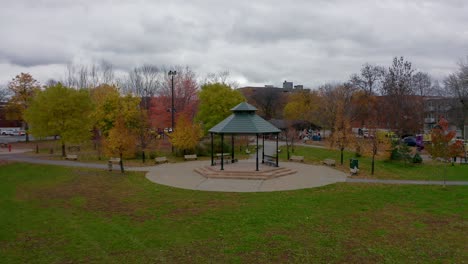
[145,160,347,192]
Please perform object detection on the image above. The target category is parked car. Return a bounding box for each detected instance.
[1,129,15,136]
[402,136,417,147]
[11,130,25,136]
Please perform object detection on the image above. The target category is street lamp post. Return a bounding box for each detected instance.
[168,70,177,153]
[168,70,177,131]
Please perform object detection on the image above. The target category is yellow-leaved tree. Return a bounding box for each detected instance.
[103,117,136,173]
[170,114,203,155]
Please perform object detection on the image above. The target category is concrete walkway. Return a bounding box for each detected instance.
[144,160,347,192]
[2,152,468,192]
[347,178,468,186]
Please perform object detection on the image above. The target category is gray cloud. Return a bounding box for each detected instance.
[0,0,467,87]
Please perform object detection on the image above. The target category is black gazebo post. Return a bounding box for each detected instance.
[256,133,259,171]
[276,133,279,167]
[231,134,235,163]
[221,134,224,171]
[262,134,265,163]
[211,133,214,166]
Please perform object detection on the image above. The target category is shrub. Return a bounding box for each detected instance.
[412,152,423,164]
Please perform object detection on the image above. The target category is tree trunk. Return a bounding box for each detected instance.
[142,150,146,163]
[371,154,375,175]
[340,148,344,165]
[119,152,124,173]
[36,144,39,154]
[61,143,66,157]
[25,122,30,142]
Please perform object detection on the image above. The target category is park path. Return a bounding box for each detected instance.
[1,151,467,191]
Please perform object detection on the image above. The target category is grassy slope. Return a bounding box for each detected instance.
[0,163,466,263]
[279,145,468,181]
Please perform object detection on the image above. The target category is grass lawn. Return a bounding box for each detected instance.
[0,163,466,263]
[279,145,468,181]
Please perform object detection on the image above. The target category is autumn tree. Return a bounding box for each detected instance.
[317,83,356,131]
[104,117,137,173]
[381,56,423,135]
[25,83,93,157]
[6,73,40,142]
[169,114,203,155]
[195,83,245,133]
[329,102,355,165]
[426,117,465,185]
[150,66,199,129]
[283,90,321,125]
[90,84,141,159]
[367,129,391,175]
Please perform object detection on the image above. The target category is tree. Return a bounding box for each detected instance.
[150,66,199,129]
[350,63,385,95]
[426,117,464,185]
[444,56,468,138]
[90,84,141,160]
[0,85,11,102]
[381,56,422,135]
[6,73,41,142]
[367,129,391,175]
[103,117,137,173]
[329,101,355,165]
[317,83,356,131]
[195,83,245,133]
[283,90,321,124]
[249,87,285,120]
[125,64,162,109]
[169,114,203,154]
[25,83,93,157]
[412,72,432,96]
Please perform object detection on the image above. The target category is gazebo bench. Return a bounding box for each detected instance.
[289,155,304,162]
[264,155,277,166]
[155,157,168,164]
[323,159,336,166]
[184,154,197,161]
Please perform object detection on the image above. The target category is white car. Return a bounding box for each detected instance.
[1,129,15,136]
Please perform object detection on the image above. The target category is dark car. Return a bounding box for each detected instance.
[402,137,417,147]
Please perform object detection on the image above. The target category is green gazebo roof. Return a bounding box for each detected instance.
[209,102,281,134]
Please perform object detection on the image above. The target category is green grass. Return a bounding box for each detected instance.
[279,145,468,181]
[0,163,467,263]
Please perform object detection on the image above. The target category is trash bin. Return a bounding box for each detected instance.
[350,158,359,175]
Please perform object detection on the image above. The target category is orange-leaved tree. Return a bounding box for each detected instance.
[427,117,464,164]
[103,117,136,173]
[169,114,203,155]
[329,101,355,165]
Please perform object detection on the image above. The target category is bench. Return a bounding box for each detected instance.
[184,154,197,161]
[323,159,336,166]
[264,155,277,166]
[289,155,304,162]
[109,157,121,163]
[155,156,168,164]
[65,154,78,160]
[108,157,121,171]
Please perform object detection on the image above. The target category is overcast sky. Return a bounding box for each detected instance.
[1,0,467,88]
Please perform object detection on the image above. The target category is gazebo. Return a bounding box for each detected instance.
[208,102,281,171]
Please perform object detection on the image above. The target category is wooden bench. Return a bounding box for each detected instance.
[184,154,197,161]
[109,157,121,163]
[289,155,304,162]
[155,156,168,164]
[323,159,336,166]
[65,154,78,160]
